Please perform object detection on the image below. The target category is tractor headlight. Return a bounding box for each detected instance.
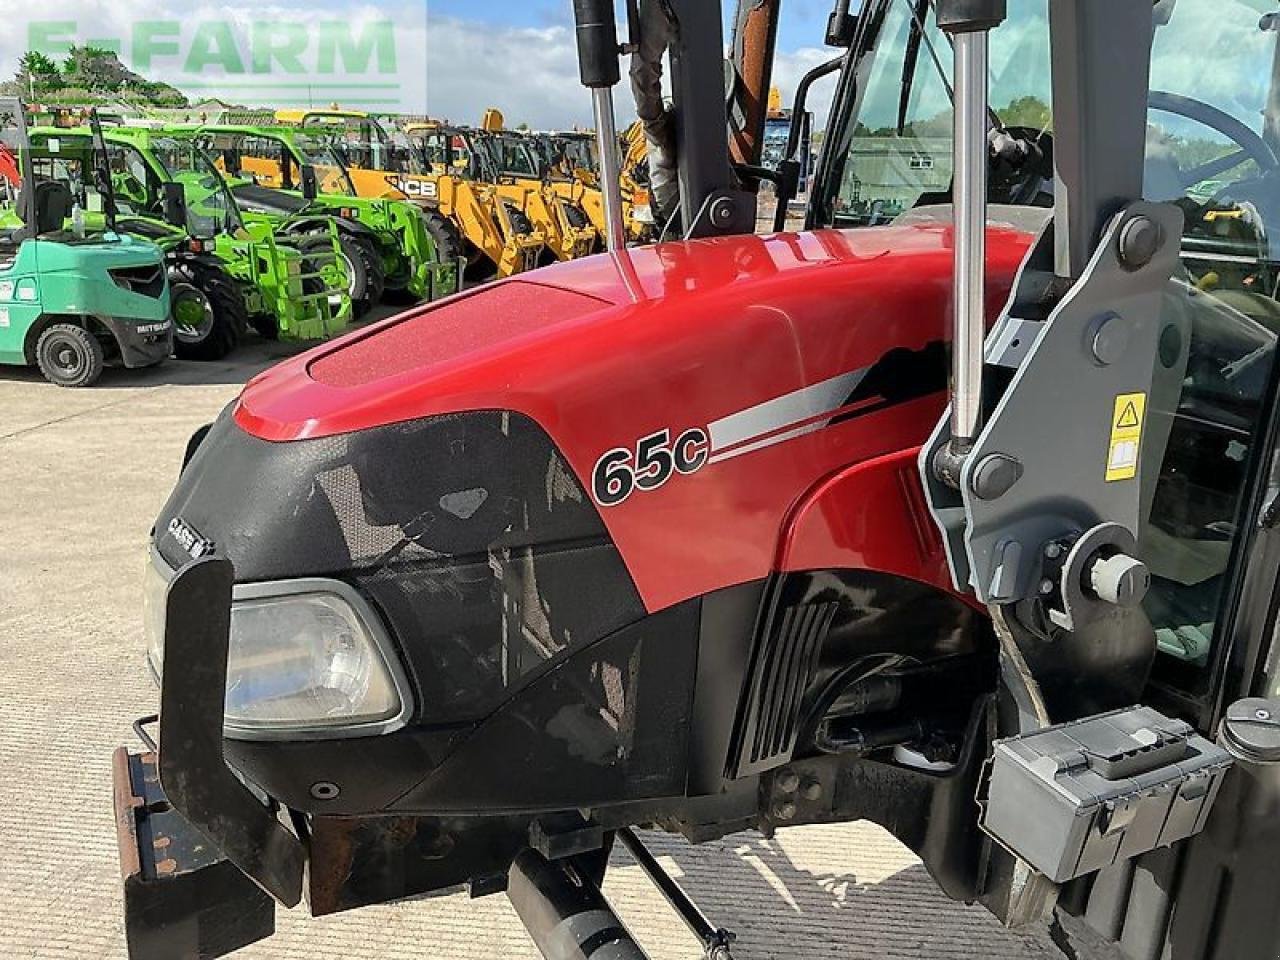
[146,565,412,739]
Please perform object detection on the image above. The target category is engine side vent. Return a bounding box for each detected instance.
[731,599,837,778]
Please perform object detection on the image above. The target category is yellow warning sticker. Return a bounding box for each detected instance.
[1105,392,1147,482]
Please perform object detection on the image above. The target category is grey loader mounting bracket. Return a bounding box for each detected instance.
[921,200,1187,629]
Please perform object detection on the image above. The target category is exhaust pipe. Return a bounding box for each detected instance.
[935,0,1006,480]
[507,849,649,960]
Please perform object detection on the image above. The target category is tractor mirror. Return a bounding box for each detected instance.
[300,164,319,200]
[825,0,859,47]
[161,181,188,229]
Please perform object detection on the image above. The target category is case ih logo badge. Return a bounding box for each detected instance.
[166,517,213,560]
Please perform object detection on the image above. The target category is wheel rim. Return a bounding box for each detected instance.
[46,336,87,379]
[340,251,359,298]
[172,289,216,344]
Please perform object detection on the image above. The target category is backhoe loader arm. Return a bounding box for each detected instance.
[728,0,782,169]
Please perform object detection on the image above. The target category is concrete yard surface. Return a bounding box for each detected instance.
[0,339,1061,960]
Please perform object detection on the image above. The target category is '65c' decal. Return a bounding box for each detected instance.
[592,427,710,507]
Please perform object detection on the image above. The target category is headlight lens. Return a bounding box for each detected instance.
[145,563,409,738]
[224,590,402,732]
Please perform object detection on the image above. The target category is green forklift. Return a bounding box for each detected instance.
[26,123,352,360]
[0,98,171,386]
[195,124,461,308]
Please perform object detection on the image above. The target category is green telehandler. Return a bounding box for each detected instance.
[195,124,461,309]
[26,122,352,359]
[0,98,171,386]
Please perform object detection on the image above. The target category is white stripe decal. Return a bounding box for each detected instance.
[706,367,869,454]
[707,420,831,464]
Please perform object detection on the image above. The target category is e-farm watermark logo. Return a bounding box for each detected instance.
[26,14,424,110]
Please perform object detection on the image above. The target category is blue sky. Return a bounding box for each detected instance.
[0,0,845,128]
[424,1,837,51]
[419,1,843,129]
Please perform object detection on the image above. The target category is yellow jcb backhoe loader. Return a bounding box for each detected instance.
[275,109,543,280]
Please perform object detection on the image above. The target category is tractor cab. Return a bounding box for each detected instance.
[110,2,1280,959]
[805,0,1280,728]
[0,98,170,386]
[283,109,435,195]
[203,125,354,197]
[538,131,601,185]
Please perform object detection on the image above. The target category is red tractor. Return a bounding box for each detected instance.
[115,1,1280,958]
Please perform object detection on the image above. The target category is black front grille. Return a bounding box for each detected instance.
[110,264,166,299]
[731,599,838,777]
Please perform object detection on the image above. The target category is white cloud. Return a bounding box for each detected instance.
[0,2,843,132]
[424,17,593,129]
[769,46,841,131]
[424,15,843,133]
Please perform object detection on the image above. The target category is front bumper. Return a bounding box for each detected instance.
[131,556,305,911]
[113,748,275,959]
[102,315,172,368]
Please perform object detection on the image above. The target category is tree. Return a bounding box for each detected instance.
[998,96,1052,131]
[18,51,63,91]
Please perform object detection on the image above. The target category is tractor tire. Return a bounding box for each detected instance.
[505,207,545,273]
[303,234,380,318]
[564,203,602,255]
[423,208,491,286]
[351,236,387,307]
[250,315,279,340]
[168,262,244,361]
[35,323,104,387]
[507,206,536,238]
[423,208,464,264]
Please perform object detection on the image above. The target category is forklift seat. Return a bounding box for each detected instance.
[10,179,74,241]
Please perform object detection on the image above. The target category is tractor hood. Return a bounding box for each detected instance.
[238,224,1032,439]
[227,224,1033,612]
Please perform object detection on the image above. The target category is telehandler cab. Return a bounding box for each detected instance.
[112,0,1280,958]
[0,99,171,386]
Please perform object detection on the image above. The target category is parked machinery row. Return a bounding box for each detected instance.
[0,102,464,385]
[219,105,661,280]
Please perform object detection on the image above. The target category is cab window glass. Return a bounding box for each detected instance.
[821,0,1280,697]
[828,0,1052,225]
[1136,0,1280,692]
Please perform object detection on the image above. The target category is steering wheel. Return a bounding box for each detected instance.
[1148,90,1279,189]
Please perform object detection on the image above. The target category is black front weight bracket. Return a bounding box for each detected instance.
[114,748,275,959]
[113,554,306,959]
[156,555,305,908]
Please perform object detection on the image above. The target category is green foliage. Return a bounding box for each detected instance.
[6,47,188,107]
[999,96,1052,131]
[19,51,60,79]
